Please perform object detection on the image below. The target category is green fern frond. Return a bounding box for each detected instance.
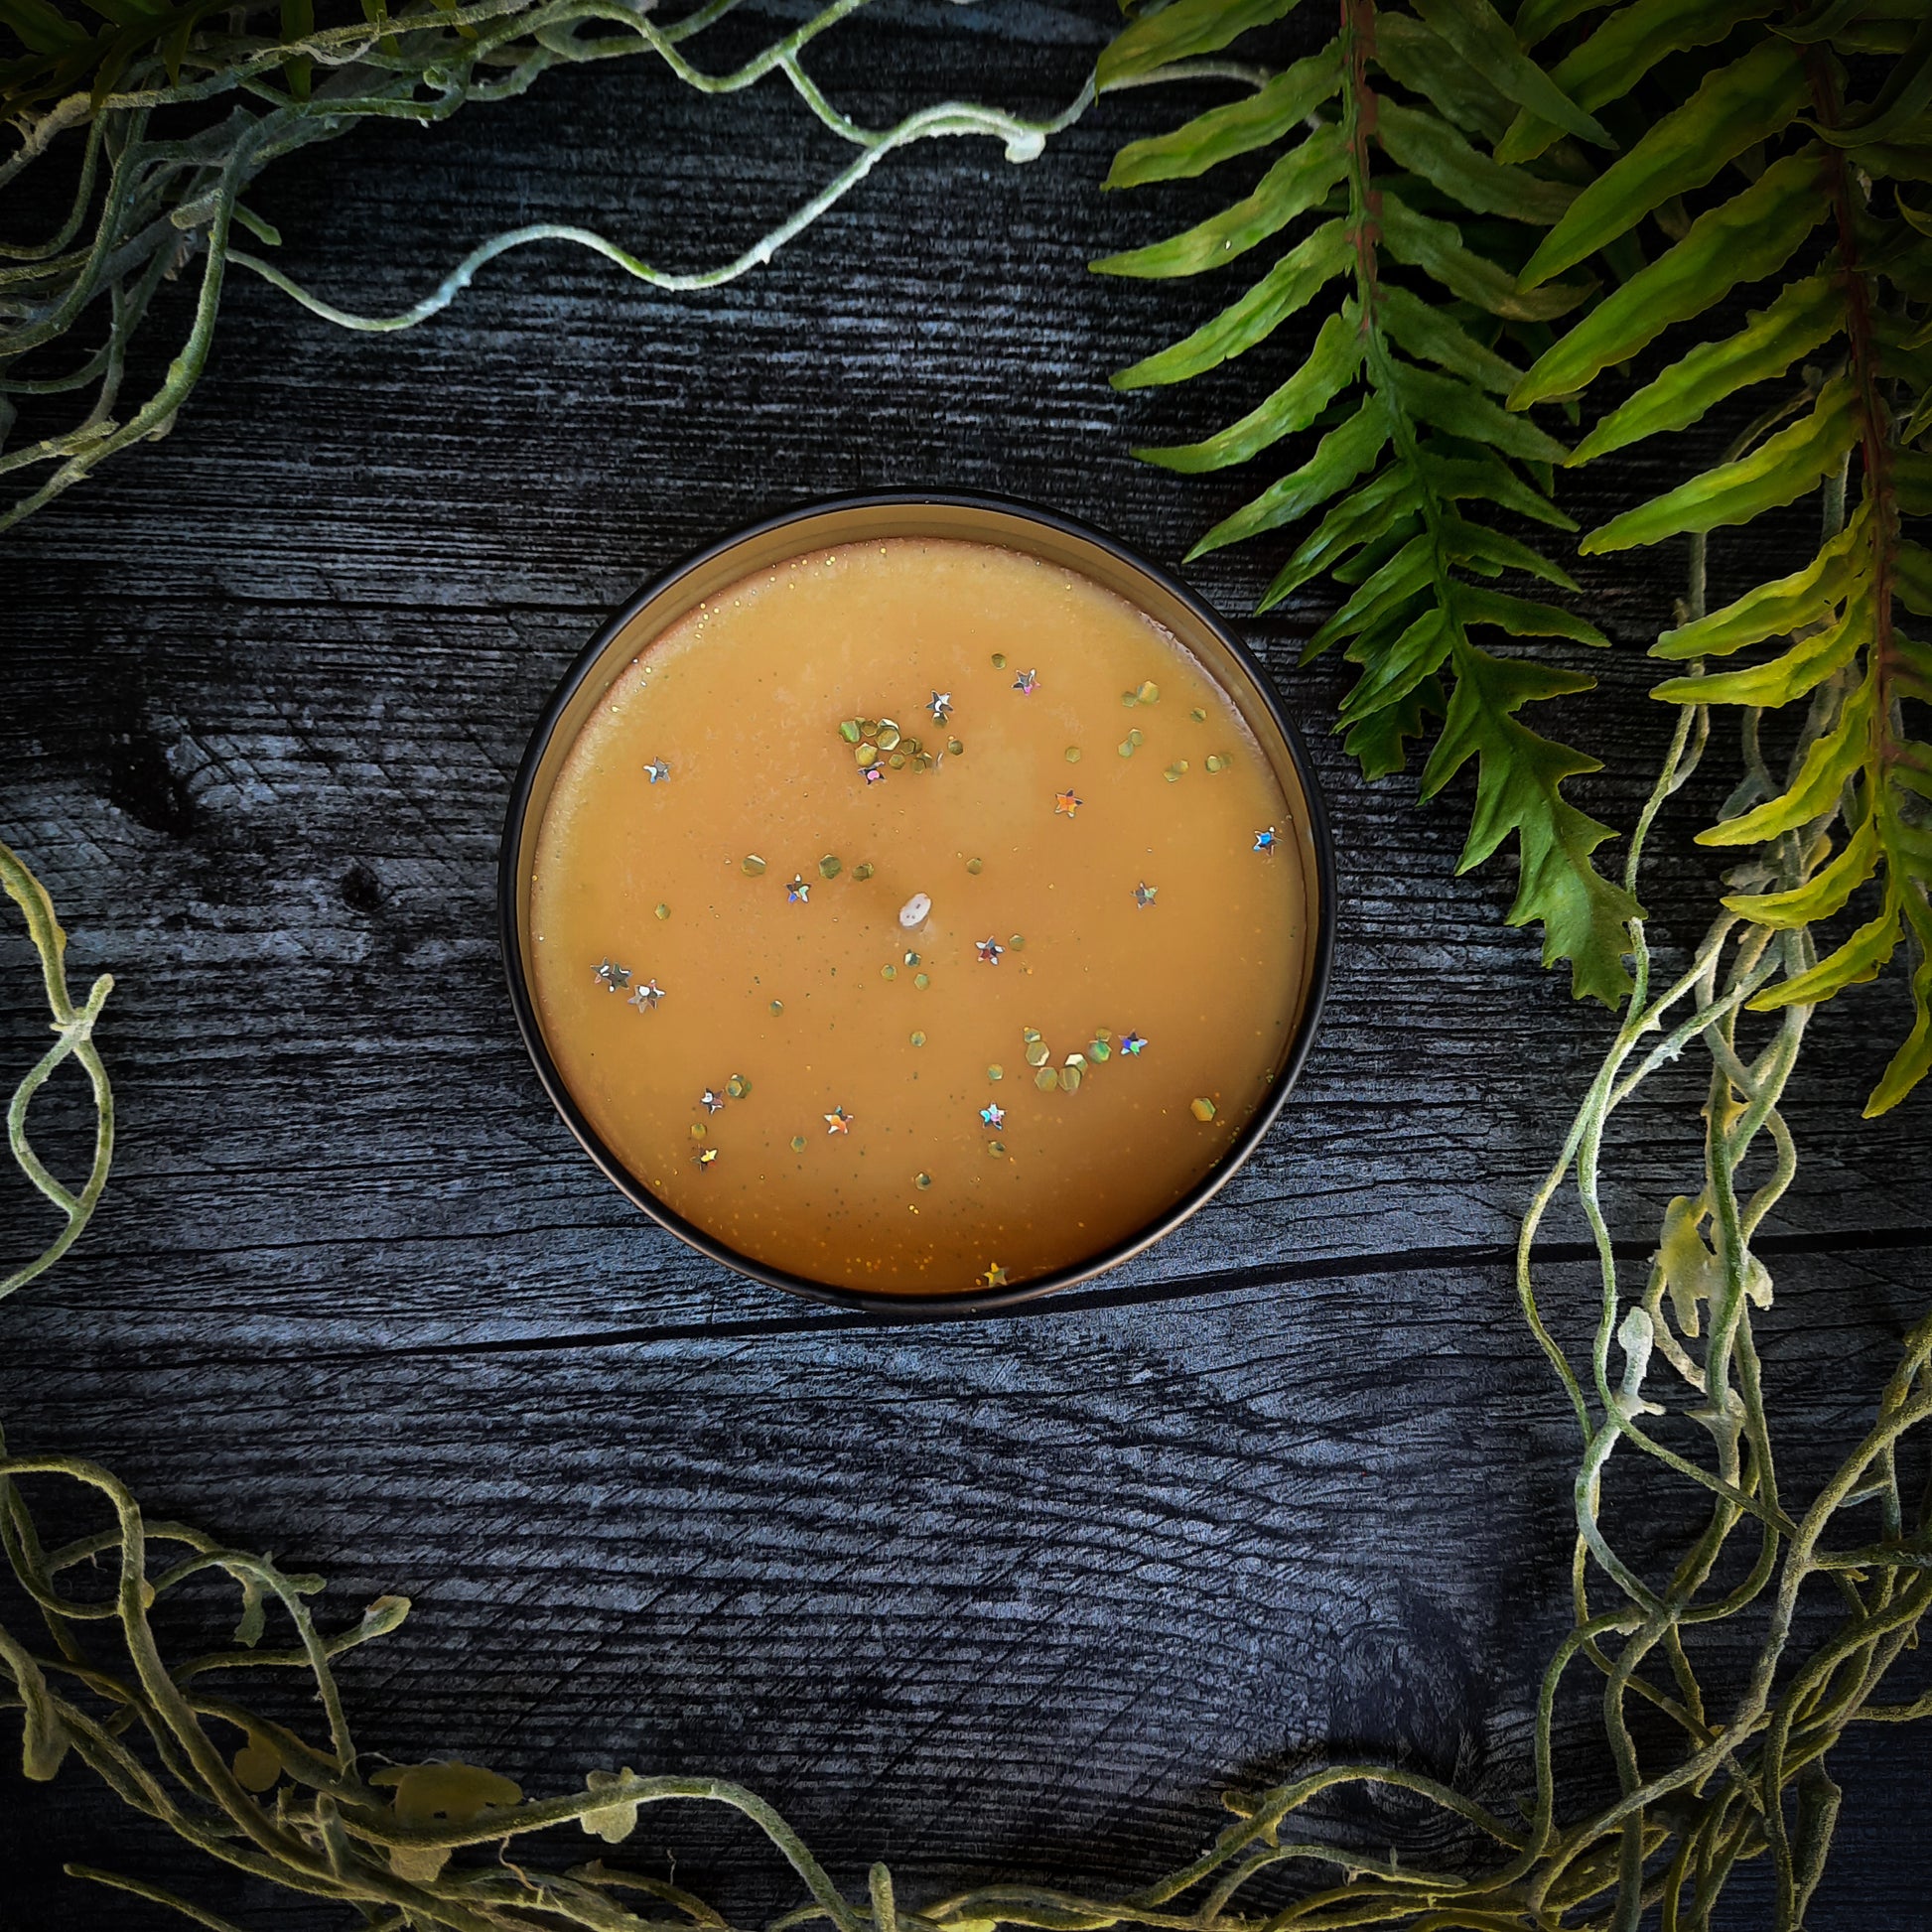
[1530,3,1932,1111]
[1099,0,1638,1004]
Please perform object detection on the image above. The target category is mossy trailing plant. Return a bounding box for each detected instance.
[5,0,1932,1926]
[0,0,1087,531]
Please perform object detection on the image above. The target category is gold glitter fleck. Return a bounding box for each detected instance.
[839,719,863,743]
[742,855,766,877]
[1035,1067,1058,1092]
[1120,690,1138,708]
[1190,706,1207,723]
[1010,933,1025,950]
[769,1000,783,1015]
[855,743,877,767]
[915,1172,932,1190]
[966,857,983,875]
[882,964,897,981]
[914,972,930,990]
[988,1146,1007,1162]
[909,1030,926,1047]
[1065,746,1081,763]
[1137,680,1160,705]
[1118,740,1135,758]
[1190,1097,1217,1122]
[654,902,670,920]
[727,1074,752,1100]
[854,862,876,881]
[947,737,964,757]
[1129,729,1144,747]
[791,1135,806,1153]
[1025,1040,1049,1068]
[991,652,1007,669]
[889,753,905,769]
[689,1123,707,1142]
[1058,1064,1082,1093]
[1205,755,1223,773]
[877,723,901,752]
[987,1063,1004,1081]
[818,855,842,880]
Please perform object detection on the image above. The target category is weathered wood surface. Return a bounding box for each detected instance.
[2,4,1928,1925]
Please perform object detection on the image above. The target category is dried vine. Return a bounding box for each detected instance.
[0,0,1090,531]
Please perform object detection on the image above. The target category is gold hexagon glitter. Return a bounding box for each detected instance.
[1035,1067,1058,1091]
[882,964,897,981]
[915,1173,932,1190]
[727,1074,752,1100]
[742,854,766,876]
[791,1135,807,1153]
[654,902,670,920]
[987,1063,1004,1081]
[1137,680,1160,705]
[854,862,876,881]
[818,854,842,880]
[914,972,930,989]
[1190,1097,1217,1122]
[909,1030,926,1047]
[966,856,984,875]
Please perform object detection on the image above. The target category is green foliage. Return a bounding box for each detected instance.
[1523,2,1932,1115]
[1098,0,1638,1004]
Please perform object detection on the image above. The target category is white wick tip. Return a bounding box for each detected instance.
[898,893,931,930]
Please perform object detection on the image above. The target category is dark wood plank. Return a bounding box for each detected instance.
[3,5,1929,1926]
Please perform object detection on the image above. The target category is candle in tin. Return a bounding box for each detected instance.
[505,502,1328,1307]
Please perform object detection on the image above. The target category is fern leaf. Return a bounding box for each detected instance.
[1513,152,1828,404]
[1103,0,1639,1002]
[1091,128,1349,279]
[1652,512,1866,659]
[1582,374,1859,551]
[1189,400,1390,559]
[1721,816,1880,929]
[1410,0,1612,147]
[1112,222,1351,390]
[1494,0,1775,164]
[1097,0,1305,89]
[1135,308,1362,472]
[1105,44,1342,190]
[1571,274,1843,462]
[1651,581,1868,707]
[1521,37,1811,287]
[1694,671,1876,849]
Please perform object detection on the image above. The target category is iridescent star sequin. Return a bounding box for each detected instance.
[982,1262,1009,1287]
[1013,668,1038,696]
[1054,789,1081,818]
[1253,827,1278,852]
[787,876,810,903]
[976,936,1005,964]
[824,1106,853,1135]
[980,1102,1006,1129]
[629,980,664,1011]
[644,759,670,784]
[929,691,952,722]
[1133,883,1158,909]
[700,1089,726,1114]
[594,958,630,993]
[1121,1030,1148,1055]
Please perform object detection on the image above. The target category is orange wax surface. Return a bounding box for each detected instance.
[529,538,1311,1295]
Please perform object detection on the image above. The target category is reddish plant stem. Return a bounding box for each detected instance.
[1804,49,1899,766]
[1340,0,1380,337]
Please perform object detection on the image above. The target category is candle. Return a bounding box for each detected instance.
[505,502,1327,1306]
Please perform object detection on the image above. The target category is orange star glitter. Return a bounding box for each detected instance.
[1053,790,1081,818]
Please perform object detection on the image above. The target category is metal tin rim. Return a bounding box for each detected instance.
[497,489,1336,1319]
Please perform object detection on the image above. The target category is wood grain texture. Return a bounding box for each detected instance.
[1,4,1929,1925]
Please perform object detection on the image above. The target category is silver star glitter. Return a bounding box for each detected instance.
[629,980,664,1011]
[700,1089,726,1114]
[1013,668,1038,695]
[929,691,952,722]
[644,759,670,784]
[976,936,1004,964]
[594,958,630,993]
[1134,883,1158,909]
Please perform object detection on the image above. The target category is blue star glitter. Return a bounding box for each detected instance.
[980,1102,1006,1129]
[1121,1031,1148,1055]
[1253,827,1278,852]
